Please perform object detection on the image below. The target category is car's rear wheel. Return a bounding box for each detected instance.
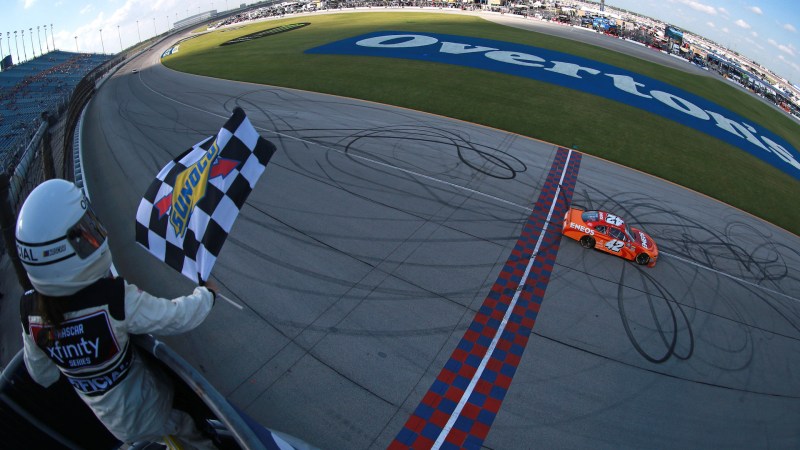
[579,236,595,249]
[635,253,650,265]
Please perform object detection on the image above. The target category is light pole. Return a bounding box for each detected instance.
[37,26,43,55]
[21,29,27,61]
[22,28,28,59]
[29,28,35,58]
[7,32,11,61]
[50,24,55,51]
[136,20,141,42]
[117,25,122,52]
[0,35,4,69]
[99,28,105,54]
[14,31,19,63]
[43,25,49,52]
[153,17,157,36]
[74,35,78,52]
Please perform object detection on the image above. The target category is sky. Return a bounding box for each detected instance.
[0,0,798,85]
[0,0,231,61]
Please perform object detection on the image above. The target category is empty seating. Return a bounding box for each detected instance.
[0,51,113,170]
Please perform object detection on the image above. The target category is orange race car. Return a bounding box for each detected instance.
[562,208,658,267]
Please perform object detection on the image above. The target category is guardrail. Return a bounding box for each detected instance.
[133,334,269,449]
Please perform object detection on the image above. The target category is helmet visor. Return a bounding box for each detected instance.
[67,205,107,259]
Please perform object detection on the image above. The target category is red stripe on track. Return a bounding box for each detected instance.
[391,147,581,449]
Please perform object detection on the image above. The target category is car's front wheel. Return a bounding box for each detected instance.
[579,235,595,249]
[635,253,650,265]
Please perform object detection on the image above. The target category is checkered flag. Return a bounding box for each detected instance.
[135,107,276,283]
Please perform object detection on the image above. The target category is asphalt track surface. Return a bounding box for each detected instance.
[81,11,800,449]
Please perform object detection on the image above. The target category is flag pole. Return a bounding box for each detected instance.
[201,277,244,310]
[216,291,243,310]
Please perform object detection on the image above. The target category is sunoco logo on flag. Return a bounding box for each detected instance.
[135,107,276,283]
[155,139,240,238]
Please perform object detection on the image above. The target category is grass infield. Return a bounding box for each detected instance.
[163,12,800,235]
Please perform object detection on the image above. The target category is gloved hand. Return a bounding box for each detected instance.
[203,279,219,305]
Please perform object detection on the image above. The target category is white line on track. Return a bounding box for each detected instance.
[660,251,800,302]
[432,149,573,449]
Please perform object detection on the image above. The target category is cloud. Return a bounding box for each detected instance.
[745,38,764,50]
[748,6,762,15]
[735,19,751,29]
[785,24,797,33]
[768,39,797,57]
[106,0,137,25]
[721,27,730,33]
[24,0,36,8]
[778,45,796,57]
[718,7,729,17]
[778,55,800,74]
[751,31,758,38]
[707,21,716,28]
[62,0,182,54]
[675,0,717,15]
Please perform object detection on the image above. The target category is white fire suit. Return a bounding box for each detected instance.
[20,277,215,445]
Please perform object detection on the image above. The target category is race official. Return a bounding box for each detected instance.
[17,179,217,449]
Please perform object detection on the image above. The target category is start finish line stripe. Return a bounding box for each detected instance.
[390,147,581,450]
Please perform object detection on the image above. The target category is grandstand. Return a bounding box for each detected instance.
[0,51,112,170]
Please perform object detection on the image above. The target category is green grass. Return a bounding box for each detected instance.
[163,12,800,235]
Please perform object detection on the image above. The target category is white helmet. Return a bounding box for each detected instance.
[15,179,112,296]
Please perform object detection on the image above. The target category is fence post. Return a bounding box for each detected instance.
[0,173,32,291]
